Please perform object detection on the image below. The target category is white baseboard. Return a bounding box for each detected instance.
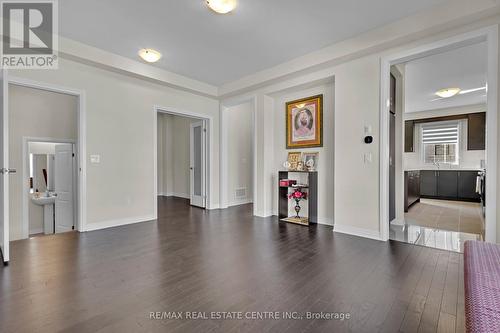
[316,217,334,226]
[171,192,190,199]
[334,223,382,241]
[29,227,44,235]
[84,215,156,232]
[227,199,253,207]
[255,210,273,218]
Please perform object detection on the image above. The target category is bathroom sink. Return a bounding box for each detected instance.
[31,194,56,206]
[30,193,57,234]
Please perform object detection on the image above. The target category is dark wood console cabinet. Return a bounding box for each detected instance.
[278,171,318,225]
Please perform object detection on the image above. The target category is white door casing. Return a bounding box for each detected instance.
[0,70,9,263]
[190,121,206,208]
[55,144,74,233]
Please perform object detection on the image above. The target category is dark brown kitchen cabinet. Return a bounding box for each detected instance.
[468,113,486,150]
[419,170,480,202]
[437,171,458,199]
[458,171,481,200]
[404,120,414,152]
[404,171,420,212]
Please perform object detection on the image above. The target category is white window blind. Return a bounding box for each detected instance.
[421,122,459,144]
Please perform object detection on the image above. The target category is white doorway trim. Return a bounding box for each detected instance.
[153,105,213,218]
[379,26,498,242]
[21,138,77,238]
[8,76,87,234]
[219,97,257,214]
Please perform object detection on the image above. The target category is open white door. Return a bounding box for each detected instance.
[55,144,74,233]
[0,70,10,264]
[190,121,206,208]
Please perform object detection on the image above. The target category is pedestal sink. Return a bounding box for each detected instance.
[31,193,56,234]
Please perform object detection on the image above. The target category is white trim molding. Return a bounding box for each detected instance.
[379,26,498,243]
[84,215,156,232]
[334,224,382,241]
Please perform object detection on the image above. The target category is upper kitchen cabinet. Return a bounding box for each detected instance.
[467,113,486,150]
[404,120,414,153]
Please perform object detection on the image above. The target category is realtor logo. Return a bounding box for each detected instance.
[1,0,58,69]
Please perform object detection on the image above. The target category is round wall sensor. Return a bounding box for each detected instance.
[364,136,373,144]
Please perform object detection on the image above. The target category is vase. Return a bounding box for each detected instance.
[294,199,301,218]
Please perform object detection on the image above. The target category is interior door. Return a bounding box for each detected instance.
[0,70,9,264]
[190,121,206,208]
[55,144,74,233]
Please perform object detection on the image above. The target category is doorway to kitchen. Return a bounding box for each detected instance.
[381,27,497,252]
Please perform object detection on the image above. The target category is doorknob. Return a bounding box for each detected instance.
[0,168,16,174]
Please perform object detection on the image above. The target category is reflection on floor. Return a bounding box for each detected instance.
[390,224,480,253]
[390,198,483,253]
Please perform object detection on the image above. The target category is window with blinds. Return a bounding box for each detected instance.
[421,122,459,164]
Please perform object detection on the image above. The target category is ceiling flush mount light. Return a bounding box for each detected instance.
[138,48,162,63]
[435,88,461,98]
[206,0,237,14]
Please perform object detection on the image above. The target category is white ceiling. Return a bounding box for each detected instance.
[404,42,487,113]
[58,0,447,86]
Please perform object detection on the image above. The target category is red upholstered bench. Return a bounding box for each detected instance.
[464,240,500,333]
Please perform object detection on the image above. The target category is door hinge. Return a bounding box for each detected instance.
[203,128,207,132]
[72,153,75,157]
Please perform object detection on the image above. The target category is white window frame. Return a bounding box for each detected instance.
[421,120,460,166]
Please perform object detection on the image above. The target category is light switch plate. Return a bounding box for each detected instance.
[90,154,100,164]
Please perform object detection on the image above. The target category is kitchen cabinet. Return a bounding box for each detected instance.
[404,120,414,153]
[458,171,481,200]
[437,171,458,199]
[419,170,480,202]
[420,170,437,197]
[404,171,420,212]
[467,113,486,150]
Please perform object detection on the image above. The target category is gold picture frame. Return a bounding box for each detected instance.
[287,152,302,171]
[286,94,323,149]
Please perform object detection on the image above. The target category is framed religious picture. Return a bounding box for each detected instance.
[287,152,302,171]
[286,94,323,149]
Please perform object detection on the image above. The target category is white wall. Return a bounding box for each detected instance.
[11,57,220,233]
[172,116,192,198]
[9,85,77,240]
[226,102,254,206]
[269,83,335,225]
[404,105,486,170]
[222,17,500,242]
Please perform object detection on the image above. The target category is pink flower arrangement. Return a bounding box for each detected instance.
[288,188,307,200]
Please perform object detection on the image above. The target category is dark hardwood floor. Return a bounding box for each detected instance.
[0,197,465,332]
